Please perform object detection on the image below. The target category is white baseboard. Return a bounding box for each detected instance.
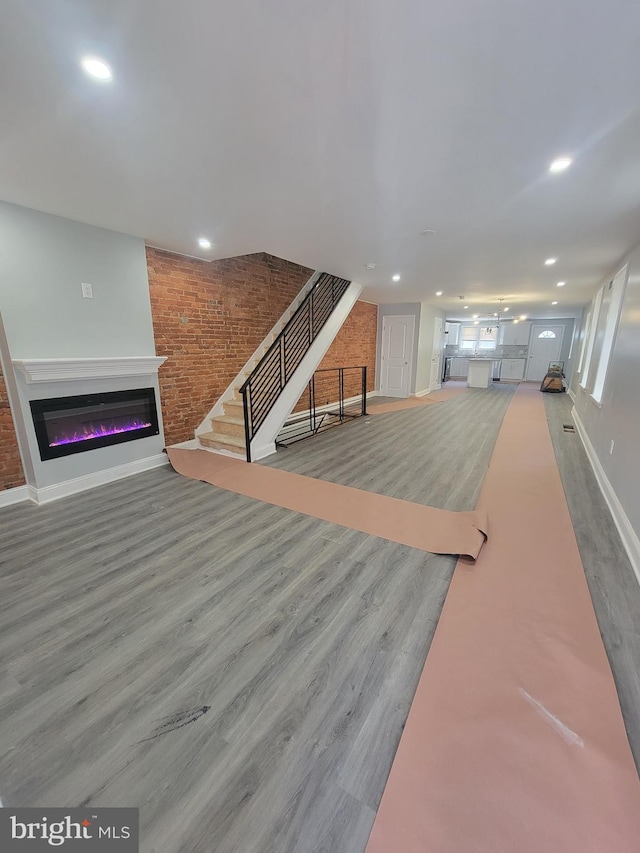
[0,484,29,507]
[414,383,443,398]
[175,438,201,449]
[286,391,375,422]
[572,408,640,586]
[567,387,576,402]
[26,453,170,506]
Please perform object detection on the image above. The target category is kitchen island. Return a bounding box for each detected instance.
[445,357,527,382]
[466,358,493,388]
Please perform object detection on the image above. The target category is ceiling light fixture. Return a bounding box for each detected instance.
[81,56,112,80]
[513,319,519,324]
[420,229,436,236]
[551,301,558,305]
[557,281,566,287]
[545,258,557,265]
[472,314,479,319]
[473,321,479,325]
[392,274,401,282]
[365,263,376,270]
[198,238,212,249]
[435,290,443,296]
[549,157,573,173]
[503,307,509,312]
[520,315,527,320]
[464,305,469,309]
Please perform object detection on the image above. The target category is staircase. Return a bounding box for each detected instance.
[195,271,362,461]
[198,395,248,455]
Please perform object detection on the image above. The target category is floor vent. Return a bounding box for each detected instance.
[563,424,576,433]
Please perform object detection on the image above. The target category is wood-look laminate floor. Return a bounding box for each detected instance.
[1,474,446,853]
[544,392,640,771]
[1,382,637,852]
[0,386,514,853]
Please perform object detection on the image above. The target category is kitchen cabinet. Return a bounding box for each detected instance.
[450,357,469,377]
[445,322,460,345]
[500,359,526,381]
[499,322,531,346]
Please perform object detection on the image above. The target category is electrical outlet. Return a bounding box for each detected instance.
[609,440,614,455]
[81,282,93,299]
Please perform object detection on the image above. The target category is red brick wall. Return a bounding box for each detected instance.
[147,249,313,446]
[294,300,378,410]
[0,364,25,491]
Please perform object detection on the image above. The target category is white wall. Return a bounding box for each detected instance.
[0,200,155,358]
[376,302,445,395]
[415,303,445,394]
[0,201,164,497]
[571,239,640,559]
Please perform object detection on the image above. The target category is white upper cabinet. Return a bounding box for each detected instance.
[445,322,460,345]
[499,322,531,346]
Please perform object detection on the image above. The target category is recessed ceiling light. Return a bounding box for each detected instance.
[198,238,212,249]
[494,312,498,317]
[472,314,479,319]
[503,307,509,312]
[420,229,436,236]
[392,274,401,282]
[81,56,112,80]
[435,291,443,296]
[551,301,558,305]
[557,281,566,287]
[513,319,519,324]
[520,315,527,320]
[464,305,469,309]
[365,263,376,270]
[545,258,557,265]
[549,157,573,173]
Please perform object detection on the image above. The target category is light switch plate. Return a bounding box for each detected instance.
[81,282,93,299]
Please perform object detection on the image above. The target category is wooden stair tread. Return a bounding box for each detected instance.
[213,414,245,426]
[199,431,246,450]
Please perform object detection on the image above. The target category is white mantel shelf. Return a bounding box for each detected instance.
[12,356,167,383]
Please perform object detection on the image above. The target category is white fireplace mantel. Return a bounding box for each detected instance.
[12,356,167,383]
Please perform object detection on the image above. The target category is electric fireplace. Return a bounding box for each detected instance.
[30,388,160,461]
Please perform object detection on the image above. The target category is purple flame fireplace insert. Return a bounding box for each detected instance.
[30,387,160,461]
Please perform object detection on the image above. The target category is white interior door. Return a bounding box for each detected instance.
[526,325,565,381]
[380,315,415,397]
[430,316,444,391]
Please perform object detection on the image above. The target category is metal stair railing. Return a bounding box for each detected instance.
[240,272,351,461]
[275,366,367,448]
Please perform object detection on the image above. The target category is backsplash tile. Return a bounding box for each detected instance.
[445,344,528,358]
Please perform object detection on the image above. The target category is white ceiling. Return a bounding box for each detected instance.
[2,0,640,321]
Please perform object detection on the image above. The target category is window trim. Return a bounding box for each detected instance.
[579,287,603,390]
[591,265,628,404]
[458,323,498,351]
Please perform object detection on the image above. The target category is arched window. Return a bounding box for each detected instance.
[538,330,557,339]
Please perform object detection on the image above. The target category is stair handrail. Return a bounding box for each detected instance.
[240,272,351,461]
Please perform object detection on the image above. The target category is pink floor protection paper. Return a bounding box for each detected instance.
[364,382,640,853]
[167,446,489,559]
